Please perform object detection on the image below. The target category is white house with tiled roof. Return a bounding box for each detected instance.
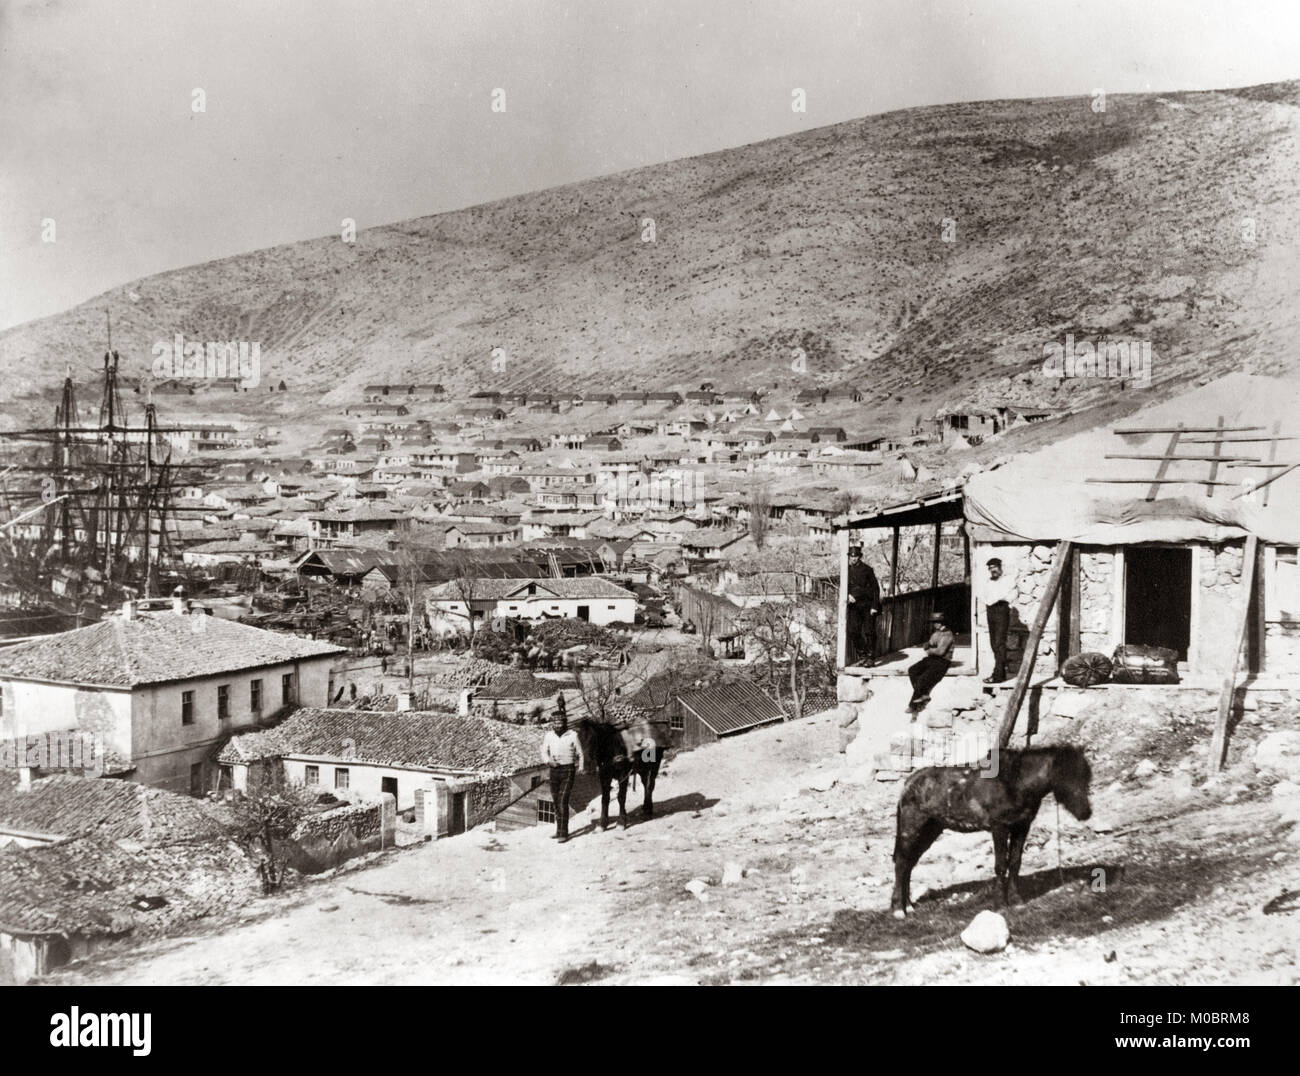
[0,599,344,797]
[425,576,637,631]
[217,707,546,824]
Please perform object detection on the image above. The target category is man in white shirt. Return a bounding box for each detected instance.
[983,557,1018,683]
[541,712,585,842]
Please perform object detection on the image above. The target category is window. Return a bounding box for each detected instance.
[670,709,685,732]
[282,673,295,705]
[218,764,233,790]
[530,775,542,789]
[1273,547,1300,621]
[250,678,263,712]
[304,765,320,785]
[608,605,616,610]
[217,684,230,720]
[181,690,194,725]
[537,799,556,824]
[334,767,350,789]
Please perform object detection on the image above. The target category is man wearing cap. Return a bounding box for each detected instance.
[982,557,1018,683]
[541,710,585,842]
[908,610,955,710]
[845,545,881,665]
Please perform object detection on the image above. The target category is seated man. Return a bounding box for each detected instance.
[908,610,955,711]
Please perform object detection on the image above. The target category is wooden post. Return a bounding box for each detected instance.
[836,526,849,669]
[889,526,900,596]
[1209,534,1259,774]
[1056,545,1081,670]
[998,541,1074,749]
[931,521,942,590]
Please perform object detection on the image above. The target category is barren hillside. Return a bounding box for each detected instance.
[3,82,1299,413]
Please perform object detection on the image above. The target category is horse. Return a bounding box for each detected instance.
[890,744,1093,918]
[574,714,670,830]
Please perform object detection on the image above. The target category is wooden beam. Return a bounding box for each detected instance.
[836,526,849,669]
[889,526,900,597]
[1205,416,1225,498]
[931,521,942,590]
[998,540,1073,749]
[1147,425,1184,501]
[1208,534,1259,774]
[1103,453,1258,462]
[1056,544,1081,670]
[1085,478,1237,485]
[1230,462,1299,501]
[1115,425,1262,435]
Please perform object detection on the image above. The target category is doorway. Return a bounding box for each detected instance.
[576,605,590,622]
[381,776,398,804]
[1124,546,1192,661]
[450,792,466,834]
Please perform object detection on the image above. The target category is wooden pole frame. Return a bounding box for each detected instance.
[1208,535,1259,774]
[998,540,1074,749]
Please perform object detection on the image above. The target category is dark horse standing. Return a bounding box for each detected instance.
[575,716,669,830]
[890,745,1093,917]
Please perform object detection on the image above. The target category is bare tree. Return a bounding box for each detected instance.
[227,777,319,894]
[736,559,837,720]
[746,480,772,550]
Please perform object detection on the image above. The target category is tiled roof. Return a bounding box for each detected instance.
[0,610,344,688]
[475,670,566,701]
[683,530,747,548]
[0,775,230,845]
[0,838,253,937]
[678,679,786,736]
[219,708,544,775]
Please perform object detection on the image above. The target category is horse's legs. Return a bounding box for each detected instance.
[642,758,658,818]
[617,773,630,828]
[991,824,1012,907]
[599,769,611,830]
[1006,820,1032,905]
[891,815,944,917]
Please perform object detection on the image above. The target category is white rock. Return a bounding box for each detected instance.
[1051,691,1096,719]
[1255,731,1300,782]
[961,910,1010,953]
[721,862,744,885]
[684,878,710,900]
[807,773,838,792]
[1133,759,1158,779]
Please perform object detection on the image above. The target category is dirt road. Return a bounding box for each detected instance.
[50,705,1300,986]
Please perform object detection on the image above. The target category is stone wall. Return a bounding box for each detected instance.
[286,795,396,872]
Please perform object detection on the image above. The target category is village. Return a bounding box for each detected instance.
[1,360,1298,985]
[2,0,1298,999]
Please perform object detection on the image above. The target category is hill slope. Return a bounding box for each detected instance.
[3,81,1299,411]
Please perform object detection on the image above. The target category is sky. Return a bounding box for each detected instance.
[2,0,1299,331]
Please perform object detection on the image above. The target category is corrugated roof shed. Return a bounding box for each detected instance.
[678,679,785,736]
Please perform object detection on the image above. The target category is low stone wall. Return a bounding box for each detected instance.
[286,795,396,872]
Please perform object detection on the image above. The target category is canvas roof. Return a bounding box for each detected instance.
[964,374,1300,544]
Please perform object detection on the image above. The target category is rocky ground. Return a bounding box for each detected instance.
[45,691,1300,986]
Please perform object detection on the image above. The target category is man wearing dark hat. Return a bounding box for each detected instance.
[908,610,955,710]
[845,545,881,665]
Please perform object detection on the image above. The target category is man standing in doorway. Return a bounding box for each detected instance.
[982,557,1018,684]
[908,610,955,711]
[541,711,584,842]
[846,545,882,665]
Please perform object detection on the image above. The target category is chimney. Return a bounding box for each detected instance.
[17,766,32,792]
[120,600,135,621]
[395,691,413,712]
[171,585,185,615]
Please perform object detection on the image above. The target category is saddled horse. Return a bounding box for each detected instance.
[890,744,1093,917]
[574,714,671,830]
